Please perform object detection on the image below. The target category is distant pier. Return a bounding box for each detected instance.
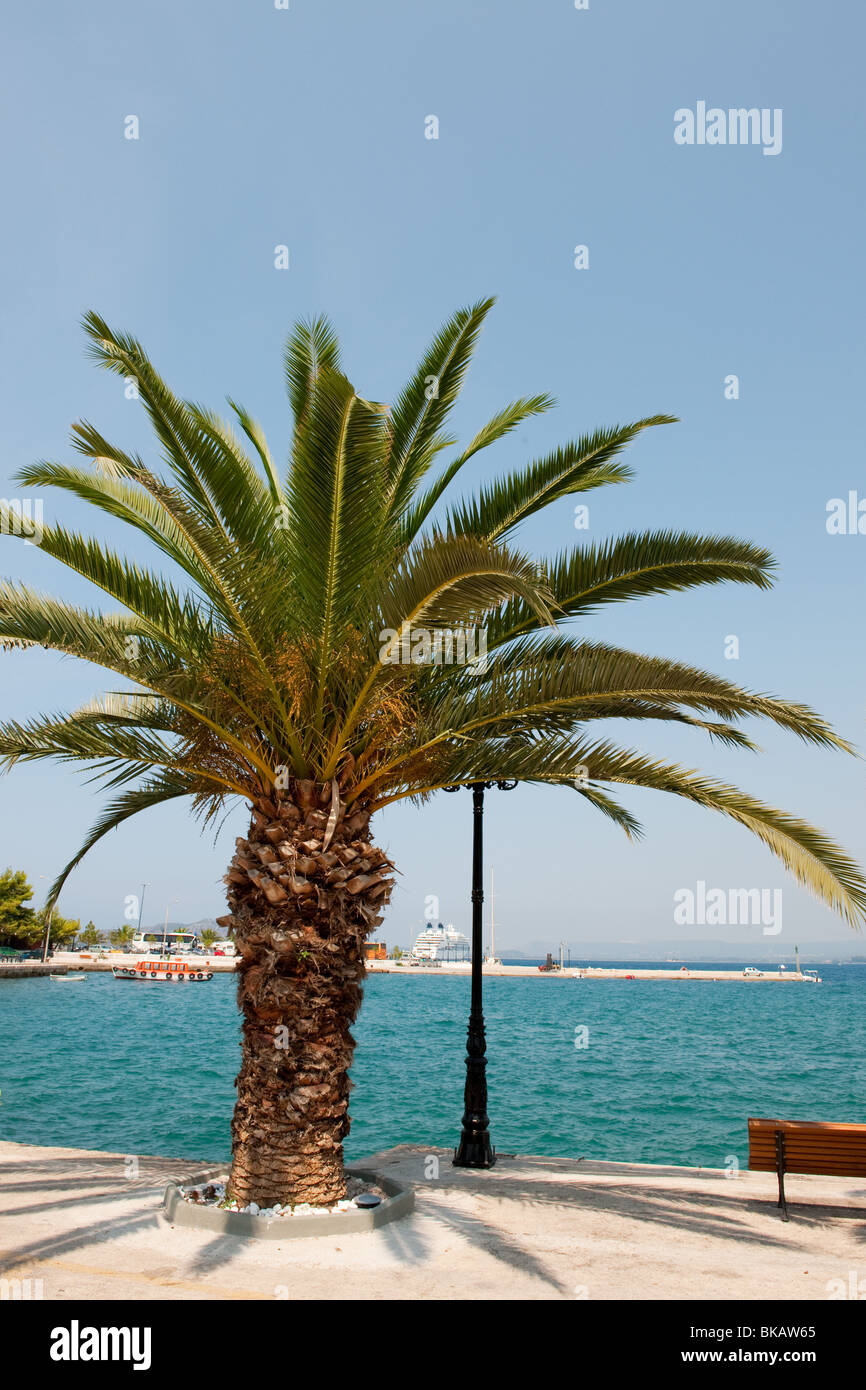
[367,962,815,982]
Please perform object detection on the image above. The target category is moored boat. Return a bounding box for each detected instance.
[112,958,213,983]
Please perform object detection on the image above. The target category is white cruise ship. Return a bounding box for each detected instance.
[411,922,471,961]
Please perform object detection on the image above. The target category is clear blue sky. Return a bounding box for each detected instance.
[1,0,864,949]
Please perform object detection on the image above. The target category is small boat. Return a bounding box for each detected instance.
[51,972,86,982]
[112,958,213,984]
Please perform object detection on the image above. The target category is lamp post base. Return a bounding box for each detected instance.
[453,1136,496,1169]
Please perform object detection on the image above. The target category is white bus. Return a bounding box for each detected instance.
[132,930,198,955]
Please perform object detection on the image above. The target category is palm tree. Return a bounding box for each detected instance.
[1,300,863,1206]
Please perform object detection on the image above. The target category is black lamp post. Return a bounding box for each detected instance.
[447,779,517,1168]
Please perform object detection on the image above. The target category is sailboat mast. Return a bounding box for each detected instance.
[490,869,495,959]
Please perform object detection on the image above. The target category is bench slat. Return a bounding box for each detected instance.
[748,1118,866,1136]
[750,1159,866,1175]
[749,1141,866,1156]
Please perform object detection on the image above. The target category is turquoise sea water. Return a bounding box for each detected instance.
[1,965,864,1170]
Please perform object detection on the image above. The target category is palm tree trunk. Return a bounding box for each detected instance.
[221,783,392,1209]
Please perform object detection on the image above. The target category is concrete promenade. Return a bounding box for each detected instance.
[1,1140,863,1301]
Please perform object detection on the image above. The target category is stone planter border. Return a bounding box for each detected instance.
[161,1165,414,1240]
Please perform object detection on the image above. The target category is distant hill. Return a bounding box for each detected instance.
[516,938,866,964]
[145,925,864,963]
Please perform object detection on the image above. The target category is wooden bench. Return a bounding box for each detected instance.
[748,1117,866,1220]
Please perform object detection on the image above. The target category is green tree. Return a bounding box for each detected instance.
[1,302,864,1205]
[80,922,102,950]
[38,907,80,950]
[200,928,218,948]
[109,924,134,949]
[0,867,37,947]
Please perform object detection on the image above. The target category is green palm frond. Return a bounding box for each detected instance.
[285,368,392,718]
[22,522,214,656]
[379,533,556,633]
[403,393,555,538]
[446,418,676,542]
[227,398,283,506]
[182,403,285,554]
[573,782,644,839]
[284,315,342,427]
[81,312,227,531]
[0,706,178,780]
[487,531,775,647]
[379,731,866,926]
[386,298,495,520]
[441,636,854,751]
[45,773,198,907]
[14,459,239,621]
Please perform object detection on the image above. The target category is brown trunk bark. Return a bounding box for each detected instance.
[221,782,393,1208]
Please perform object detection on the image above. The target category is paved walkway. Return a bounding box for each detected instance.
[1,1140,863,1300]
